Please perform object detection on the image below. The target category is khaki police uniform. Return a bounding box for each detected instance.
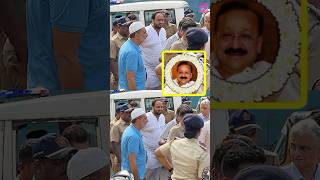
[110,117,118,130]
[170,39,187,51]
[0,34,25,89]
[110,32,127,89]
[167,124,184,141]
[159,138,210,180]
[164,23,177,39]
[110,118,130,143]
[110,118,130,173]
[163,109,175,124]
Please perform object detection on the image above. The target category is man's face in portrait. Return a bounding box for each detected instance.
[176,63,193,86]
[214,9,263,79]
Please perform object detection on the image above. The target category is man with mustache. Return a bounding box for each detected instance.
[141,98,167,179]
[213,1,270,82]
[282,119,320,180]
[213,1,300,102]
[164,61,203,94]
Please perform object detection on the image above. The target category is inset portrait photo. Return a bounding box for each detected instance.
[162,51,207,96]
[211,0,304,105]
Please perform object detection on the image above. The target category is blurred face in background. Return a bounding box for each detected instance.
[290,133,320,172]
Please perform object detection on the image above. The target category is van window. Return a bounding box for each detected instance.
[114,99,141,109]
[14,118,98,175]
[144,9,176,26]
[111,11,140,24]
[145,97,174,113]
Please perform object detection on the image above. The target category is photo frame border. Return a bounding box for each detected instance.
[161,50,207,97]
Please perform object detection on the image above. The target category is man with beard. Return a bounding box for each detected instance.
[164,61,204,94]
[118,21,147,90]
[110,17,132,89]
[31,133,77,180]
[141,98,167,179]
[140,11,166,90]
[282,119,320,180]
[121,108,148,180]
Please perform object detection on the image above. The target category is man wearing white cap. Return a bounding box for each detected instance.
[67,147,109,180]
[121,108,148,180]
[118,22,148,91]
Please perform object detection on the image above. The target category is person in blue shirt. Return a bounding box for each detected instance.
[118,22,147,91]
[121,108,148,180]
[26,0,107,90]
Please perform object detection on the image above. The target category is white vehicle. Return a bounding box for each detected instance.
[0,91,108,180]
[110,1,189,30]
[110,90,182,120]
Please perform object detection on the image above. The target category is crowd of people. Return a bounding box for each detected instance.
[16,124,109,180]
[110,97,211,179]
[110,9,210,91]
[211,110,320,180]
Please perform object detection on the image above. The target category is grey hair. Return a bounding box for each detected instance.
[290,118,320,142]
[200,99,210,106]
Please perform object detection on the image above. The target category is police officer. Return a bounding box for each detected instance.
[110,17,132,89]
[229,110,280,166]
[155,114,210,180]
[110,103,133,173]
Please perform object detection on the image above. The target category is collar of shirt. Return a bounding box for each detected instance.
[186,138,199,144]
[202,27,210,36]
[130,124,143,137]
[118,118,130,126]
[128,39,141,53]
[285,163,320,180]
[148,24,165,36]
[115,32,127,41]
[199,113,209,121]
[213,61,271,83]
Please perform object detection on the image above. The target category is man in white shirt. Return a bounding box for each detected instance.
[198,121,210,153]
[140,11,167,90]
[198,98,210,122]
[141,98,167,179]
[202,11,210,38]
[282,119,320,180]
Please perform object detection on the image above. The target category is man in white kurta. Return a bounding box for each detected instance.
[140,11,166,90]
[141,98,166,179]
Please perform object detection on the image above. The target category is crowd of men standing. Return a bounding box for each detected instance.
[110,97,211,179]
[110,10,210,91]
